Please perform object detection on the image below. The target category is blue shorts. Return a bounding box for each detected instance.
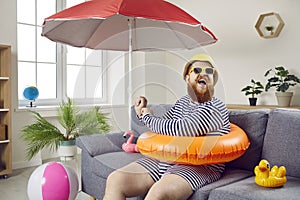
[136,157,225,191]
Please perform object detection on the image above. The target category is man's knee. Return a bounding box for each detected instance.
[145,175,193,200]
[106,170,126,188]
[104,171,127,200]
[145,185,170,200]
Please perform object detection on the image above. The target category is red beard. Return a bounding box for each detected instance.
[187,81,214,103]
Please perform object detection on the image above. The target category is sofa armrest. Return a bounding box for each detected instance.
[76,132,125,157]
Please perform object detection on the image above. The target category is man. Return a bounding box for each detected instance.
[103,54,230,200]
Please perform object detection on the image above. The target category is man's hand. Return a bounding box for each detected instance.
[141,107,152,116]
[134,96,148,116]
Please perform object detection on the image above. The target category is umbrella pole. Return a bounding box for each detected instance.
[128,18,133,130]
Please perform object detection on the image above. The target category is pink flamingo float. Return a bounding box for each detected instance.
[122,130,139,153]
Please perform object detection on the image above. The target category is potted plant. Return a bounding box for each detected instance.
[264,66,300,106]
[21,97,110,160]
[241,79,264,106]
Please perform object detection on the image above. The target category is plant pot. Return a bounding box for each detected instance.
[58,140,77,161]
[275,92,293,107]
[248,98,257,106]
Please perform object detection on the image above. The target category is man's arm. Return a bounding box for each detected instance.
[162,106,175,119]
[141,106,224,136]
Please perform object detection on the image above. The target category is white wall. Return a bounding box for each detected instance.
[163,0,300,106]
[1,0,300,169]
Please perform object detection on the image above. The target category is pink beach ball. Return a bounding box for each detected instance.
[27,162,79,200]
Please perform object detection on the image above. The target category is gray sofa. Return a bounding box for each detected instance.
[76,105,300,200]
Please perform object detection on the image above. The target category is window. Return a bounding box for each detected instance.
[66,46,104,103]
[17,0,106,106]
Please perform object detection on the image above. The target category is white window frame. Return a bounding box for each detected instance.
[17,0,107,107]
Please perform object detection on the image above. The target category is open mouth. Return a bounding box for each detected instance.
[197,79,207,85]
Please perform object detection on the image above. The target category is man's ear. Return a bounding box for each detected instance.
[185,74,190,83]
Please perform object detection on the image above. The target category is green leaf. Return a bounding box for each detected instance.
[241,86,252,92]
[277,70,288,78]
[286,75,300,83]
[265,66,299,92]
[245,91,251,96]
[21,111,64,160]
[21,98,111,160]
[241,79,264,97]
[278,82,289,92]
[275,66,285,71]
[268,77,279,83]
[256,82,264,88]
[75,107,110,137]
[265,82,271,91]
[254,90,263,95]
[264,69,272,77]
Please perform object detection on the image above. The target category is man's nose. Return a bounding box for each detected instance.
[197,74,209,78]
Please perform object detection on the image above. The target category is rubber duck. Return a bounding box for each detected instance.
[122,130,139,153]
[254,159,287,188]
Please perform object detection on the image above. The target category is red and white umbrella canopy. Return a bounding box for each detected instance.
[42,0,217,51]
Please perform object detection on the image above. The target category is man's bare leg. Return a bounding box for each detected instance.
[103,162,154,200]
[145,174,193,200]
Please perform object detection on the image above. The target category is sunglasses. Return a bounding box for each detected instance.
[188,67,215,75]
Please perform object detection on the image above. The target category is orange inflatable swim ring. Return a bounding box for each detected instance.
[137,123,250,165]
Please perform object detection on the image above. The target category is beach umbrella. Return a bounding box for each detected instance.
[42,0,217,51]
[41,0,217,126]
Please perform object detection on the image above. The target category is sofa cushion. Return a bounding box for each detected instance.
[76,132,125,156]
[92,152,144,179]
[208,176,300,200]
[131,104,172,135]
[262,108,300,178]
[227,109,269,171]
[189,168,252,200]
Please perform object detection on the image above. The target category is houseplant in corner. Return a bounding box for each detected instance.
[264,66,300,106]
[21,97,110,161]
[241,79,264,106]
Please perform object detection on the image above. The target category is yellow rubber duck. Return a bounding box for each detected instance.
[254,159,287,188]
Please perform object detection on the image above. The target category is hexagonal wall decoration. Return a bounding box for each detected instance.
[255,12,285,38]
